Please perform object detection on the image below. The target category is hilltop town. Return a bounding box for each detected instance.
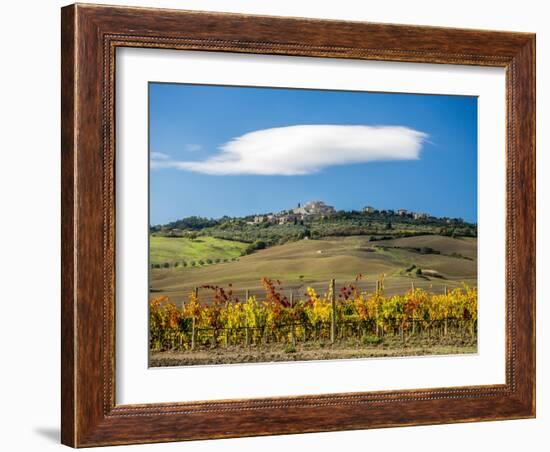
[250,200,336,225]
[248,201,436,226]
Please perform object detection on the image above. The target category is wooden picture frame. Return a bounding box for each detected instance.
[61,3,535,447]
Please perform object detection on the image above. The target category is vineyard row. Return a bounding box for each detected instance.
[149,278,478,352]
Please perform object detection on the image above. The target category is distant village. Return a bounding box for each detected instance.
[153,200,468,235]
[249,201,337,225]
[247,200,450,225]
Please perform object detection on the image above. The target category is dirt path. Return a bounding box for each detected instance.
[150,339,476,367]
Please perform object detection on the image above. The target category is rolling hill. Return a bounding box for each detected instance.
[150,234,477,304]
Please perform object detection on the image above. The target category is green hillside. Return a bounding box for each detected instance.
[149,236,247,266]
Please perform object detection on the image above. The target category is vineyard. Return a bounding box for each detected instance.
[149,276,477,356]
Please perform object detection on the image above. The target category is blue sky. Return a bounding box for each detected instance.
[149,83,477,225]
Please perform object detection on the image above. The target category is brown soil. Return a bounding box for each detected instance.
[149,337,477,367]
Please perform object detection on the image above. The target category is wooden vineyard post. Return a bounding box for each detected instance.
[412,281,415,341]
[191,287,198,350]
[444,285,448,336]
[191,316,196,350]
[330,279,336,344]
[245,289,250,346]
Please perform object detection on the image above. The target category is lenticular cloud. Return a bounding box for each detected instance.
[151,125,428,176]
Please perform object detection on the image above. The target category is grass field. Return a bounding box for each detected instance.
[150,234,477,304]
[149,236,247,266]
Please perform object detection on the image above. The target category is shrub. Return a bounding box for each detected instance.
[244,240,268,255]
[362,334,382,345]
[420,246,440,255]
[257,240,267,249]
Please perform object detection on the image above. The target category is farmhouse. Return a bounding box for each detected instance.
[252,214,277,224]
[413,212,428,220]
[277,214,296,225]
[397,208,408,216]
[363,206,375,213]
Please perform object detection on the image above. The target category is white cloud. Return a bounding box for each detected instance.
[150,152,170,169]
[184,143,202,152]
[151,151,170,160]
[151,125,428,176]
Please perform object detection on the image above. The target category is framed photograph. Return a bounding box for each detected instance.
[146,83,480,368]
[61,3,535,447]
